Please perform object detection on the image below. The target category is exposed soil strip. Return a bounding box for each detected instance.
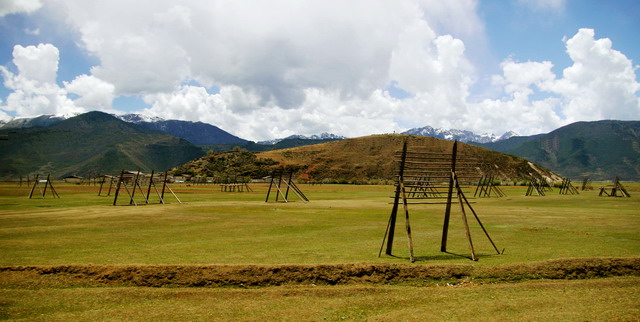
[1,258,638,288]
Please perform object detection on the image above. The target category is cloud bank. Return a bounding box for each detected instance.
[1,0,638,140]
[0,0,41,17]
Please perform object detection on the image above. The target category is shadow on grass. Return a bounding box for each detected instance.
[387,251,498,262]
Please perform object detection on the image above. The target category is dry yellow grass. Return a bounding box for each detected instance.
[257,134,557,183]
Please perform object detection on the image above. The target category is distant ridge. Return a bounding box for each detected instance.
[475,120,640,180]
[117,114,249,146]
[0,111,204,178]
[0,112,249,146]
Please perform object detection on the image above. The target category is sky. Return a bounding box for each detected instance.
[0,0,639,141]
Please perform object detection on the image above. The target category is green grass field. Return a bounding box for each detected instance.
[1,182,638,319]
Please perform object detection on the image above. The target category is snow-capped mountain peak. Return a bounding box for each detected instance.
[498,130,518,141]
[257,132,346,145]
[0,114,73,129]
[402,125,514,143]
[115,113,165,123]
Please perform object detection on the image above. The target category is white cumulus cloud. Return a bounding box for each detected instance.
[0,44,116,116]
[64,74,115,111]
[0,0,42,17]
[465,28,639,136]
[547,28,640,121]
[0,44,77,116]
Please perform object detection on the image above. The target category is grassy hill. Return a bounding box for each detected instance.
[0,111,205,179]
[477,120,640,180]
[174,134,559,184]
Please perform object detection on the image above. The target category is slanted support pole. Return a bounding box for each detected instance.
[98,176,105,196]
[265,171,275,202]
[44,174,60,198]
[113,169,124,206]
[454,172,477,261]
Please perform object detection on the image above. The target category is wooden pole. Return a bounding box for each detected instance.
[113,169,124,206]
[441,140,458,252]
[146,170,154,204]
[400,182,415,262]
[107,177,114,196]
[459,189,501,255]
[288,180,309,202]
[473,176,483,197]
[42,174,50,197]
[276,169,284,202]
[161,171,168,201]
[273,176,288,202]
[380,140,407,256]
[98,176,105,196]
[284,170,293,201]
[46,175,60,198]
[129,170,140,205]
[28,174,39,199]
[453,173,477,260]
[166,185,182,204]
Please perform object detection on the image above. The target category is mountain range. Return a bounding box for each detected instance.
[1,113,514,146]
[0,114,70,129]
[402,126,517,143]
[1,111,638,180]
[473,120,640,180]
[115,114,248,146]
[257,133,346,145]
[0,113,248,146]
[0,111,204,178]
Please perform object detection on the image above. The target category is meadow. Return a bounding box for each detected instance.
[0,181,638,320]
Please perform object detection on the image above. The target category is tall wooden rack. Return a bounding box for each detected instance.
[265,168,309,203]
[474,175,506,198]
[599,177,631,197]
[112,170,181,206]
[558,177,579,195]
[379,140,501,262]
[28,174,60,199]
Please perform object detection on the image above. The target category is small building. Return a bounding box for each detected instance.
[63,175,84,184]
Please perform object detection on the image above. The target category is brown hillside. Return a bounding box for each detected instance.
[256,134,560,183]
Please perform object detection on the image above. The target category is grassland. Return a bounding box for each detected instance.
[0,182,638,320]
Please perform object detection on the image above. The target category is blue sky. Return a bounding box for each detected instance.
[480,1,639,69]
[0,0,638,140]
